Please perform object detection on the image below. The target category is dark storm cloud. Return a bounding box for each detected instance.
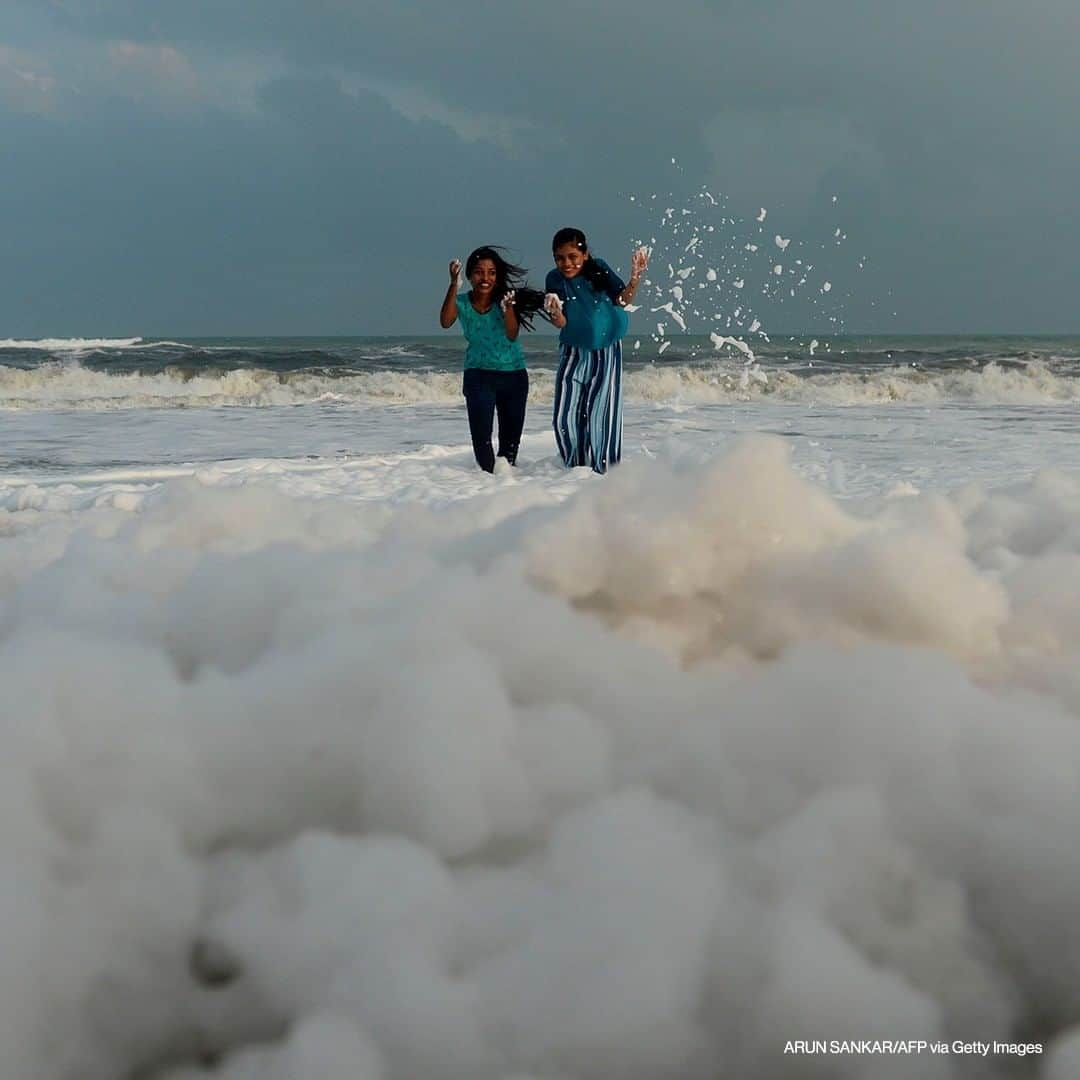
[0,70,562,334]
[3,0,1078,333]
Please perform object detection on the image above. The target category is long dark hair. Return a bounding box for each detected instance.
[464,246,548,330]
[551,227,613,294]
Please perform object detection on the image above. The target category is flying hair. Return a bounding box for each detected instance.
[465,246,548,329]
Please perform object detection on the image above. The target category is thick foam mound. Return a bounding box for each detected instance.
[2,437,1080,1078]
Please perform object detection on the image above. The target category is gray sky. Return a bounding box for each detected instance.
[3,1,1077,335]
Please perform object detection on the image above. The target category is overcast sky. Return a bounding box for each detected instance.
[3,1,1077,336]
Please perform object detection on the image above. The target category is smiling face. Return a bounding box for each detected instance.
[468,258,498,299]
[554,242,587,279]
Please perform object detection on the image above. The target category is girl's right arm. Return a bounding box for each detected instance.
[440,259,462,327]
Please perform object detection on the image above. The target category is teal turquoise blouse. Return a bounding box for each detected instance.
[456,292,527,371]
[545,258,629,350]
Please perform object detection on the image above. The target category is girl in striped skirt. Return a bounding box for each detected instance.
[545,228,649,474]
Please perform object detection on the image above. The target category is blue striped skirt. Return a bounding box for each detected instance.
[552,340,623,474]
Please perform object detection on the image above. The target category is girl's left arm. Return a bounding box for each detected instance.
[616,246,650,307]
[501,291,520,340]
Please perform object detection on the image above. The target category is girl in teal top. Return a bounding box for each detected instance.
[545,227,649,474]
[439,247,546,472]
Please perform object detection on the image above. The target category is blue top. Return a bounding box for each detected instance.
[545,257,629,350]
[456,292,526,371]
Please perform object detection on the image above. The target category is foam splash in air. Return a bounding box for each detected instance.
[625,159,887,356]
[652,302,687,332]
[709,332,755,361]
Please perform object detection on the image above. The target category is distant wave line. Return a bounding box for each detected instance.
[2,359,1080,410]
[0,336,145,350]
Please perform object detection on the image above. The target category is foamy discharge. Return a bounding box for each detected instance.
[3,437,1080,1077]
[3,359,1079,410]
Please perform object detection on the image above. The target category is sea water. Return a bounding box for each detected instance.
[3,333,1080,1078]
[3,333,1080,493]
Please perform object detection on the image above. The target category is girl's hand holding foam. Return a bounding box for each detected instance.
[616,246,650,307]
[544,291,567,327]
[500,289,516,313]
[449,259,462,283]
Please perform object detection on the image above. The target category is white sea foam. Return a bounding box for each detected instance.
[0,336,144,350]
[3,437,1080,1077]
[624,360,1080,406]
[652,303,687,332]
[709,333,755,361]
[0,363,468,409]
[3,360,1080,411]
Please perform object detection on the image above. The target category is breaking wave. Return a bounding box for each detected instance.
[0,336,145,350]
[3,358,1080,410]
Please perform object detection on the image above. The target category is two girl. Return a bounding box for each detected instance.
[440,232,648,475]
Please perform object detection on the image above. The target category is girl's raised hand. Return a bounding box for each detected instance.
[630,246,650,279]
[500,289,516,313]
[449,259,462,283]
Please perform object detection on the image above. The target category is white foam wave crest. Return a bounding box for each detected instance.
[626,359,1080,405]
[3,438,1080,1077]
[0,363,474,409]
[0,336,144,350]
[3,359,1080,411]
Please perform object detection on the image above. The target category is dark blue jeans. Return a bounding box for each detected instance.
[462,367,529,472]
